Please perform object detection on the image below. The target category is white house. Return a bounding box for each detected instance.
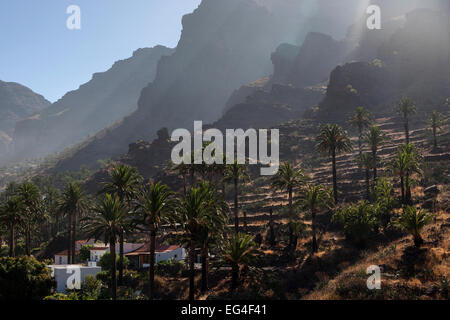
[89,246,109,263]
[126,243,186,270]
[54,241,144,265]
[54,250,79,265]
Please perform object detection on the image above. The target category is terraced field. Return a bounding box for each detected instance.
[229,111,450,236]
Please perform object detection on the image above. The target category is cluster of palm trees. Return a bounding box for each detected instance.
[0,182,45,257]
[81,160,258,300]
[0,96,444,300]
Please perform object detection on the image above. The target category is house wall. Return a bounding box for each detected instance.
[90,249,108,262]
[156,247,186,263]
[48,265,102,293]
[138,247,187,269]
[54,255,68,265]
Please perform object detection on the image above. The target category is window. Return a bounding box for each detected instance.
[59,256,62,264]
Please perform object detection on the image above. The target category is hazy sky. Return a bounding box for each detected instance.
[0,0,201,102]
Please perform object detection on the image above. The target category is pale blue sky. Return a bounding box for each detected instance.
[0,0,201,102]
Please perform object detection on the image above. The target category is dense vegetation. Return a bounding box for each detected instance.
[0,100,448,300]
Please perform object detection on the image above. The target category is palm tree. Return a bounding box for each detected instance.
[401,144,422,204]
[357,153,373,200]
[221,232,258,291]
[396,206,433,247]
[365,126,385,183]
[196,211,227,293]
[349,106,372,156]
[0,196,24,257]
[315,124,353,203]
[100,164,142,285]
[59,183,86,264]
[136,182,175,300]
[85,194,128,300]
[428,111,443,148]
[373,178,398,228]
[176,182,228,300]
[396,98,417,144]
[297,184,331,253]
[271,162,306,248]
[17,182,41,256]
[389,144,421,204]
[288,221,306,255]
[224,161,249,233]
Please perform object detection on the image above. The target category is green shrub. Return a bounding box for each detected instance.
[0,256,54,300]
[98,252,129,271]
[333,202,378,247]
[155,259,185,277]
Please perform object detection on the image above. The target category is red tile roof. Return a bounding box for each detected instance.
[125,243,181,256]
[90,247,109,251]
[55,250,80,256]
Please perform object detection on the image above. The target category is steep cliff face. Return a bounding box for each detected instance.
[53,0,359,172]
[11,46,174,162]
[272,32,349,88]
[0,81,50,156]
[318,9,450,120]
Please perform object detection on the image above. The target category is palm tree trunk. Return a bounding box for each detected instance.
[67,212,72,264]
[234,179,239,233]
[118,230,124,286]
[288,188,294,248]
[183,174,187,195]
[26,225,31,256]
[231,264,239,291]
[312,209,318,253]
[331,149,338,204]
[406,174,412,204]
[358,127,363,157]
[149,223,156,300]
[372,149,377,184]
[405,118,410,144]
[365,168,371,201]
[400,176,405,204]
[221,173,226,200]
[189,239,195,301]
[201,246,208,293]
[9,223,15,257]
[72,210,77,263]
[110,235,117,300]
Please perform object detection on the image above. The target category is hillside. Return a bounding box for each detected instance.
[9,46,174,163]
[0,80,50,156]
[48,0,373,173]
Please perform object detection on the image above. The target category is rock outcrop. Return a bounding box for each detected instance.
[0,81,50,135]
[318,9,450,120]
[0,81,50,157]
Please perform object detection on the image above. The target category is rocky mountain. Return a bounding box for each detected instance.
[0,81,50,155]
[50,0,368,172]
[318,9,450,120]
[10,45,174,162]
